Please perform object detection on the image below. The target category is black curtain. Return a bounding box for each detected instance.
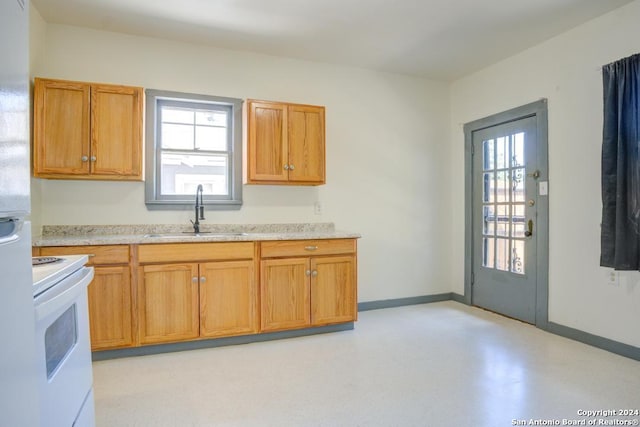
[601,53,640,270]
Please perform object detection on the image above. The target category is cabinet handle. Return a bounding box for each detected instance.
[200,276,206,283]
[289,164,295,171]
[304,245,318,251]
[87,254,96,258]
[81,156,89,162]
[305,270,311,276]
[284,165,289,170]
[90,156,97,162]
[192,277,198,284]
[311,270,318,277]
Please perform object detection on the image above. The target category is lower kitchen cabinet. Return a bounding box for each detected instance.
[137,242,258,345]
[88,266,133,350]
[138,263,200,344]
[311,256,357,325]
[36,238,356,352]
[261,258,310,331]
[260,239,357,332]
[200,260,257,337]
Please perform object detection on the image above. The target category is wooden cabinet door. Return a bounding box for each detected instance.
[88,266,133,350]
[247,100,288,183]
[288,105,325,184]
[91,84,143,178]
[138,263,200,344]
[260,258,310,332]
[200,260,258,337]
[33,79,90,176]
[311,255,357,325]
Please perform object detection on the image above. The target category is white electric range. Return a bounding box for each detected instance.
[32,254,96,427]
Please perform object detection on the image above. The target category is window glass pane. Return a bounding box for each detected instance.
[195,110,227,126]
[483,205,495,236]
[162,107,194,124]
[146,89,243,208]
[483,172,494,203]
[512,168,525,202]
[483,237,495,269]
[195,126,227,151]
[161,123,194,150]
[496,205,509,237]
[496,171,509,203]
[511,240,525,275]
[511,132,524,167]
[160,153,228,196]
[496,238,509,271]
[496,136,508,169]
[512,204,525,238]
[483,139,494,170]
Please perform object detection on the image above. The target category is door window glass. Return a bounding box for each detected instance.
[481,132,526,275]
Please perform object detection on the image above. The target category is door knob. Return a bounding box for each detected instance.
[525,219,533,237]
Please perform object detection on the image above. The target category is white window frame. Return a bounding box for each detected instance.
[145,89,243,210]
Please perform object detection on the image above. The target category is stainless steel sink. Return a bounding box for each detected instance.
[143,232,247,238]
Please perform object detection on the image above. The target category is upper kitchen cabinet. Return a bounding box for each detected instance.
[245,99,325,185]
[33,78,143,180]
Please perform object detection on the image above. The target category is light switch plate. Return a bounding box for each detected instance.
[539,181,548,196]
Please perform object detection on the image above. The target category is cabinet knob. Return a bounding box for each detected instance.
[192,277,198,284]
[306,270,311,276]
[81,155,89,162]
[284,164,289,170]
[200,276,206,283]
[311,270,318,277]
[90,156,97,162]
[289,164,295,171]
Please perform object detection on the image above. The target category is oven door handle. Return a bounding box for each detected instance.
[34,267,94,320]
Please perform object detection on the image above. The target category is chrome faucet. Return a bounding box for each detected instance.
[190,184,205,233]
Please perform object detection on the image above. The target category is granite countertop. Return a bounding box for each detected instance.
[32,223,361,247]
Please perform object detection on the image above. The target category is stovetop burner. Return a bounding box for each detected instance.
[32,256,63,266]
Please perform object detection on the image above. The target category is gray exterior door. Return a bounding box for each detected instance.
[471,115,539,323]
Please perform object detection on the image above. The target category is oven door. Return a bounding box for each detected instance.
[34,266,95,427]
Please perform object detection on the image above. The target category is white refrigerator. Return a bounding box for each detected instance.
[0,0,40,426]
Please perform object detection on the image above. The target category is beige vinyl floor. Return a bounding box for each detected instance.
[92,301,640,427]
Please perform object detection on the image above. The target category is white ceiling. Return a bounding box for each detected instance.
[31,0,634,81]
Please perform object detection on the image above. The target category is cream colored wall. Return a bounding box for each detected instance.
[450,1,640,347]
[30,21,453,303]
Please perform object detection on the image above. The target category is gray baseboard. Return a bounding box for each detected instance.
[546,322,639,361]
[358,293,454,311]
[92,323,354,361]
[450,293,466,303]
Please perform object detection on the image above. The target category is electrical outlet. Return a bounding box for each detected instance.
[607,271,620,287]
[314,201,322,215]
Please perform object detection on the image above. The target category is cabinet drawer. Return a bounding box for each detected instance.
[260,239,355,258]
[39,245,130,265]
[138,242,255,264]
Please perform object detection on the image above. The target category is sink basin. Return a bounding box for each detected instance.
[143,232,248,238]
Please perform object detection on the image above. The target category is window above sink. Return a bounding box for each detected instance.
[144,89,243,211]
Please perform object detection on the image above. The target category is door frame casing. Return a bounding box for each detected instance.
[463,99,549,329]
